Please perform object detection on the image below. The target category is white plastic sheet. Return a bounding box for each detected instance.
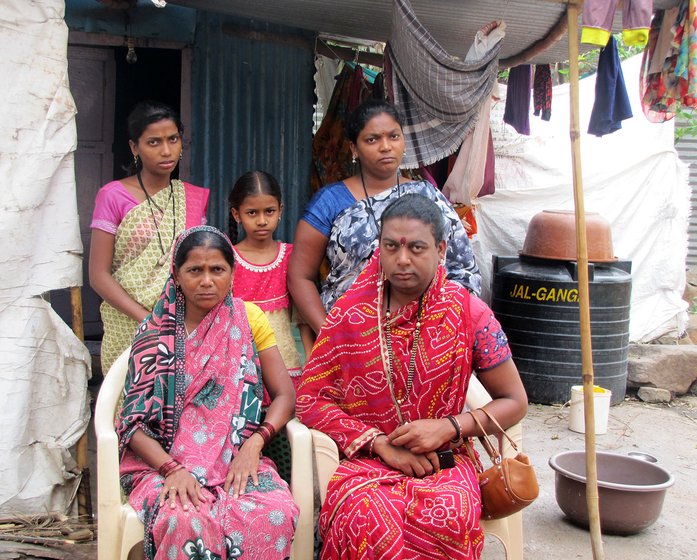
[0,0,90,514]
[473,55,689,342]
[0,0,81,307]
[0,298,91,514]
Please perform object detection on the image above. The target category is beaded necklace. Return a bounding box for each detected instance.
[136,171,176,265]
[383,284,425,407]
[359,169,401,231]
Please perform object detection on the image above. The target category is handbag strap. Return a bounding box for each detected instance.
[478,408,520,453]
[466,409,519,465]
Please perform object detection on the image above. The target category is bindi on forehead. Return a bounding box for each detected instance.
[400,237,407,246]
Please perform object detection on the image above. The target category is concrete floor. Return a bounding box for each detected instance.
[479,394,697,560]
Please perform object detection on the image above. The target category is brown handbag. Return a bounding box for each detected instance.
[465,408,539,520]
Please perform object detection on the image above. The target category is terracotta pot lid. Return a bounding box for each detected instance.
[521,210,616,262]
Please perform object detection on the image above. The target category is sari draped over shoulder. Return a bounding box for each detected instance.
[297,252,485,559]
[116,226,297,560]
[100,180,208,373]
[320,179,480,311]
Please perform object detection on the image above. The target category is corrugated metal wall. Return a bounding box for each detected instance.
[189,12,316,242]
[675,125,697,266]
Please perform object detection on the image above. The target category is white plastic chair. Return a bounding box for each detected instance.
[95,347,314,560]
[310,374,524,559]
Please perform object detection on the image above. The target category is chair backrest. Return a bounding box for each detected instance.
[95,347,131,560]
[94,348,130,430]
[466,375,523,457]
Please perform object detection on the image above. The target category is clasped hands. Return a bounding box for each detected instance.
[373,418,456,478]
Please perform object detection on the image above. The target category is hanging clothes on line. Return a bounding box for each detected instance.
[443,92,494,205]
[581,0,653,48]
[588,36,633,137]
[533,64,552,121]
[640,1,696,122]
[385,0,504,168]
[311,64,378,192]
[503,65,532,135]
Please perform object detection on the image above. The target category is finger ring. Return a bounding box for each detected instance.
[169,486,176,492]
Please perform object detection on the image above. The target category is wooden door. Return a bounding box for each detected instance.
[66,45,115,338]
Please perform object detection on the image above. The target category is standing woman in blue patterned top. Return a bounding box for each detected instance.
[288,99,481,337]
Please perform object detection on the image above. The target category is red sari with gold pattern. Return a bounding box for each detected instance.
[297,252,511,560]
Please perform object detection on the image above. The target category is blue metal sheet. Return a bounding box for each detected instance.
[65,0,196,43]
[189,11,316,243]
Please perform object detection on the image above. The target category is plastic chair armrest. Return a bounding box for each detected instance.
[285,418,314,560]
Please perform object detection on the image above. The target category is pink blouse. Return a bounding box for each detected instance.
[90,180,208,234]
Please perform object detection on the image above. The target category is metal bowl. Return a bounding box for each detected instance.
[549,450,674,535]
[521,210,616,262]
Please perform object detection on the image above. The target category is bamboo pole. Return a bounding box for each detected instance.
[70,286,92,519]
[566,4,604,559]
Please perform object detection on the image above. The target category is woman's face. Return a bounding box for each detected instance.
[379,217,446,302]
[129,118,182,178]
[351,112,405,178]
[174,246,233,318]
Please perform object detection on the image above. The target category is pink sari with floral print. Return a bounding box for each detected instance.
[117,226,298,560]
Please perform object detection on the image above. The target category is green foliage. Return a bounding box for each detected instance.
[675,106,697,140]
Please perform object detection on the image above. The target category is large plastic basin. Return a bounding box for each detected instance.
[548,450,674,534]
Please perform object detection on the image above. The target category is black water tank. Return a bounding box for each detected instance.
[491,255,631,405]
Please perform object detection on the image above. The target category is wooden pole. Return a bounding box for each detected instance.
[566,4,604,558]
[70,286,92,519]
[70,287,84,343]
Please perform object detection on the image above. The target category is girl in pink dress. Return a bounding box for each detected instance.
[228,171,312,391]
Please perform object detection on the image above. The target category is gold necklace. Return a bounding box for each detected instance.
[384,286,424,406]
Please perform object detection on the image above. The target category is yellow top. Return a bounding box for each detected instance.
[244,301,277,352]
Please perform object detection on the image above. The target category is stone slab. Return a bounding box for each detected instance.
[627,343,697,395]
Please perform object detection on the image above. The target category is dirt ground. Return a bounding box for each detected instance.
[3,387,694,559]
[479,393,697,559]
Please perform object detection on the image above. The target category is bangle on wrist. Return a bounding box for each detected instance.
[158,458,182,478]
[367,432,385,456]
[254,421,277,447]
[261,421,277,439]
[446,415,462,443]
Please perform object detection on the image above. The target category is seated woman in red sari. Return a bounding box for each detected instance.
[116,226,298,560]
[296,194,528,560]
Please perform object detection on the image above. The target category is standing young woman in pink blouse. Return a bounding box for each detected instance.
[89,101,209,373]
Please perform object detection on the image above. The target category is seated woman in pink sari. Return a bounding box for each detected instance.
[116,226,298,560]
[296,194,528,560]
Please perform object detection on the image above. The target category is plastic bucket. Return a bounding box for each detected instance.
[568,385,612,434]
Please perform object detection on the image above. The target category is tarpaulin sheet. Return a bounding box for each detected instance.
[0,0,90,514]
[0,1,82,306]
